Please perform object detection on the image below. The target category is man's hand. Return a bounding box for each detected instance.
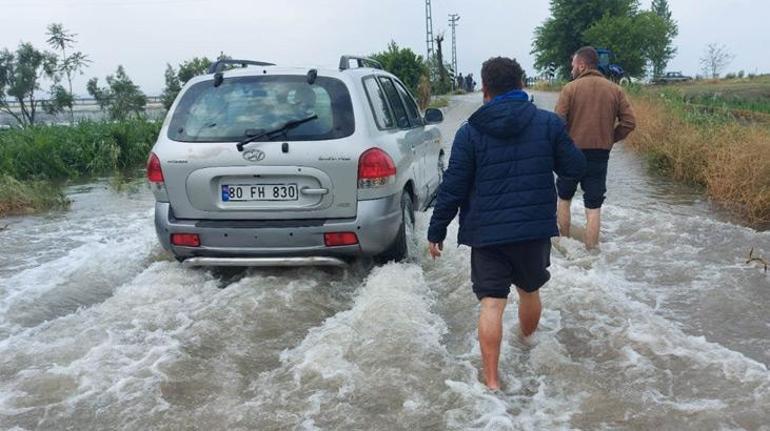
[428,242,443,259]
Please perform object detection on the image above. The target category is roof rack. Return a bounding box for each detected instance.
[207,59,275,74]
[339,55,383,71]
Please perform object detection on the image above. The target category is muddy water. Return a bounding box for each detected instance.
[1,93,768,430]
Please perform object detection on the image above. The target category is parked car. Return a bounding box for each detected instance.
[147,56,445,267]
[654,71,693,84]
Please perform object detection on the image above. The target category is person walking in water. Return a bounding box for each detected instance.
[555,46,636,249]
[427,57,585,390]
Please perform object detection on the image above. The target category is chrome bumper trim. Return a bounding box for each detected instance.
[181,256,348,268]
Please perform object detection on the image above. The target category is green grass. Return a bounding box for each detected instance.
[0,174,70,216]
[0,119,161,216]
[653,76,770,116]
[0,119,161,181]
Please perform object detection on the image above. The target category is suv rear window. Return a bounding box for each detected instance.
[167,75,354,142]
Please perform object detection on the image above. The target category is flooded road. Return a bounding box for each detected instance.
[1,92,769,430]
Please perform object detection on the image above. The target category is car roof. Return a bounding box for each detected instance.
[185,65,394,88]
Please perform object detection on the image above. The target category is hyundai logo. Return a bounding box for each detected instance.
[242,149,266,162]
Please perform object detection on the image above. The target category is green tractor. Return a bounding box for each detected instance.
[596,48,630,85]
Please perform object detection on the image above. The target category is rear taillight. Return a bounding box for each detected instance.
[147,152,164,183]
[358,148,396,188]
[171,233,200,247]
[324,232,359,247]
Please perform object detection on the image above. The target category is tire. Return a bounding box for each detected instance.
[377,192,416,263]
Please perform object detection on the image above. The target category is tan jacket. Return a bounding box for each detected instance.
[554,69,636,150]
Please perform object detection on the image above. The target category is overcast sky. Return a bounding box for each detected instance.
[1,0,768,96]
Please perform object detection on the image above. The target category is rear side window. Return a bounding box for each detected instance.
[395,80,423,126]
[363,77,395,129]
[167,75,354,142]
[378,77,410,129]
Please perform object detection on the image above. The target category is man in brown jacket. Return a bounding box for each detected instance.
[554,46,636,249]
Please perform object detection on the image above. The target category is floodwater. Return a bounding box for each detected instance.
[1,93,768,430]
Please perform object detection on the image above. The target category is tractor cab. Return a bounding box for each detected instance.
[596,48,627,84]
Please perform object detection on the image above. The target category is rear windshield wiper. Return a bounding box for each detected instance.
[236,114,318,152]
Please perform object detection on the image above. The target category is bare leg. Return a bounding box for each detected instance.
[478,297,507,390]
[516,288,541,337]
[585,208,601,250]
[557,198,572,237]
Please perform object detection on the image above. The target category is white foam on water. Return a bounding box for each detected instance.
[238,262,460,429]
[419,200,770,429]
[420,214,586,430]
[0,255,372,430]
[0,208,158,336]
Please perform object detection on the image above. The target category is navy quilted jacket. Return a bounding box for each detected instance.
[427,91,586,247]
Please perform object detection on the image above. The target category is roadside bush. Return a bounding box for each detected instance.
[0,119,159,216]
[626,94,770,225]
[0,174,70,215]
[0,119,161,181]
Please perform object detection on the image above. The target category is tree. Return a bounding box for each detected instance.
[649,0,678,78]
[87,65,147,121]
[45,23,90,123]
[583,11,672,78]
[532,0,639,78]
[0,43,57,127]
[177,57,213,84]
[161,63,182,110]
[44,84,74,116]
[700,43,734,79]
[160,56,219,110]
[370,41,429,94]
[434,33,450,94]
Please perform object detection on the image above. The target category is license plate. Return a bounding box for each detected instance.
[221,184,299,202]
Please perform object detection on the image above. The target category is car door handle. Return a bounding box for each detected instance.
[300,187,328,196]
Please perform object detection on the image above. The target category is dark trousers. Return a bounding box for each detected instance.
[556,149,610,209]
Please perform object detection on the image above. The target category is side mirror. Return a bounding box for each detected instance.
[424,108,444,125]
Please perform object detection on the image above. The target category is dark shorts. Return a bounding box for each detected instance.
[557,149,610,209]
[470,238,552,300]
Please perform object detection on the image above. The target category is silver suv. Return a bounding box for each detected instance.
[147,56,444,267]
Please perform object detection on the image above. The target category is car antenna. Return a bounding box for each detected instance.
[307,69,317,85]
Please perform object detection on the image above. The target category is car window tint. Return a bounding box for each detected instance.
[394,80,422,126]
[378,77,410,129]
[167,75,354,142]
[363,76,395,129]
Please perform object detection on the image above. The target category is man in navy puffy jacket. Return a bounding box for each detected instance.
[427,57,586,390]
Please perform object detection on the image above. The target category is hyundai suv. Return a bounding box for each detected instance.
[147,56,445,267]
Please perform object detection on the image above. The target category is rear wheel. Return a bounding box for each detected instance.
[377,192,416,263]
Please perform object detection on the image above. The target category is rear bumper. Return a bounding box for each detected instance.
[154,193,403,264]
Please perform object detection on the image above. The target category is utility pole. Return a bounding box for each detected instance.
[448,13,460,90]
[425,0,435,63]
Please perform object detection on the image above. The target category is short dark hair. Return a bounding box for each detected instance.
[574,46,599,68]
[481,57,524,97]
